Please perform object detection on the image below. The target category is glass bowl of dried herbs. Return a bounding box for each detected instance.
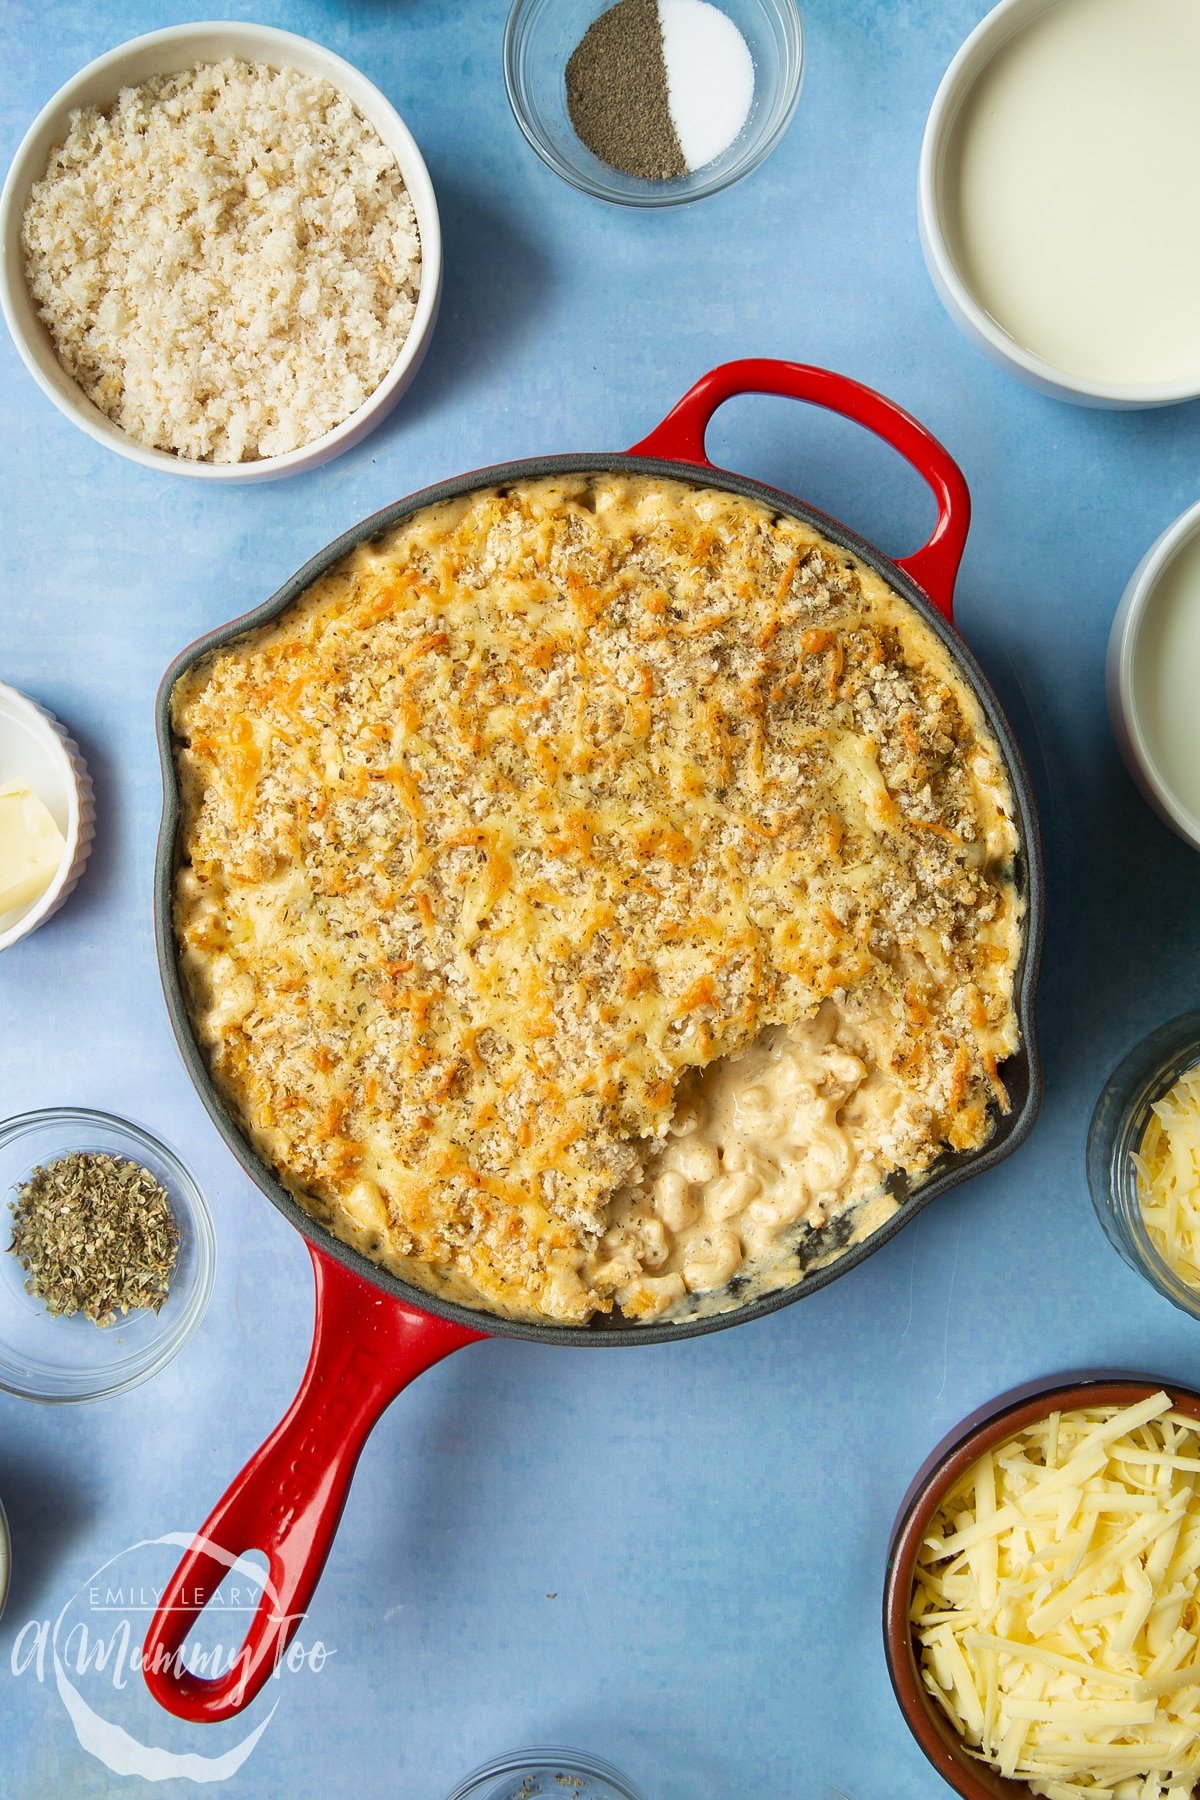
[504,0,803,206]
[0,1108,215,1402]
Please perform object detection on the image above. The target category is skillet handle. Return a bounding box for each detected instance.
[627,358,970,623]
[142,1244,484,1723]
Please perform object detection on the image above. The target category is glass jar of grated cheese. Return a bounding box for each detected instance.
[1088,1010,1200,1320]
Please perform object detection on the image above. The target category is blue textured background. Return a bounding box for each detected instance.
[3,2,1200,1795]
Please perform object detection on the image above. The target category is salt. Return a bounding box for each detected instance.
[659,0,755,170]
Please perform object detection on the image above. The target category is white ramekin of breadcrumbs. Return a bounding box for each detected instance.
[0,23,442,481]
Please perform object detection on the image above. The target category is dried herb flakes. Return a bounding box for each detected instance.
[8,1152,180,1327]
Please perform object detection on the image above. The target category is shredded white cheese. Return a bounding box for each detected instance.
[172,475,1022,1324]
[911,1394,1200,1798]
[1134,1065,1200,1290]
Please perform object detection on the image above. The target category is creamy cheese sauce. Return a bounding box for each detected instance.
[1134,528,1200,825]
[601,1000,911,1320]
[946,0,1200,386]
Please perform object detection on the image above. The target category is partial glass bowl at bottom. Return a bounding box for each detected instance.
[0,1108,215,1402]
[1087,1011,1200,1320]
[445,1748,646,1800]
[504,0,803,206]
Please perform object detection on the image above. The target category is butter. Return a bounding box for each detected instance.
[0,781,66,914]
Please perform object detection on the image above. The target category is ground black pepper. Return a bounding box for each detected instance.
[565,0,685,180]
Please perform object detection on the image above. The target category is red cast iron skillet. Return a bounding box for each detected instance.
[145,360,1045,1720]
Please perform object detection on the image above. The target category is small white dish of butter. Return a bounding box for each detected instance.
[0,681,94,951]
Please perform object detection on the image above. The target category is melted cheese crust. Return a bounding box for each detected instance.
[171,473,1023,1324]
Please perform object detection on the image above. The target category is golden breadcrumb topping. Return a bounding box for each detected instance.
[171,473,1022,1324]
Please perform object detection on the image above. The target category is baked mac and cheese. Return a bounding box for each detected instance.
[171,473,1023,1324]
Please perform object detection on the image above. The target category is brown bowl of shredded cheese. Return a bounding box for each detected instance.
[885,1376,1200,1800]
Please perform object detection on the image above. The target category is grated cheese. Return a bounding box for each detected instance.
[1134,1064,1200,1290]
[911,1394,1200,1798]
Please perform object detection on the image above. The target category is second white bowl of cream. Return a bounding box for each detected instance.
[920,0,1200,406]
[1109,500,1200,849]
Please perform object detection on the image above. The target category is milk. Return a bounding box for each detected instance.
[947,0,1200,387]
[1135,529,1200,825]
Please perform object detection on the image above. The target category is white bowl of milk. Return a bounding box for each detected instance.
[920,0,1200,407]
[1109,503,1200,849]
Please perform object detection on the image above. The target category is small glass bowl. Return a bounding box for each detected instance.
[504,0,804,207]
[1087,1011,1200,1320]
[0,1108,215,1402]
[445,1748,646,1800]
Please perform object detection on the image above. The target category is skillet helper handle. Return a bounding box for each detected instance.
[143,1244,483,1723]
[628,358,971,623]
